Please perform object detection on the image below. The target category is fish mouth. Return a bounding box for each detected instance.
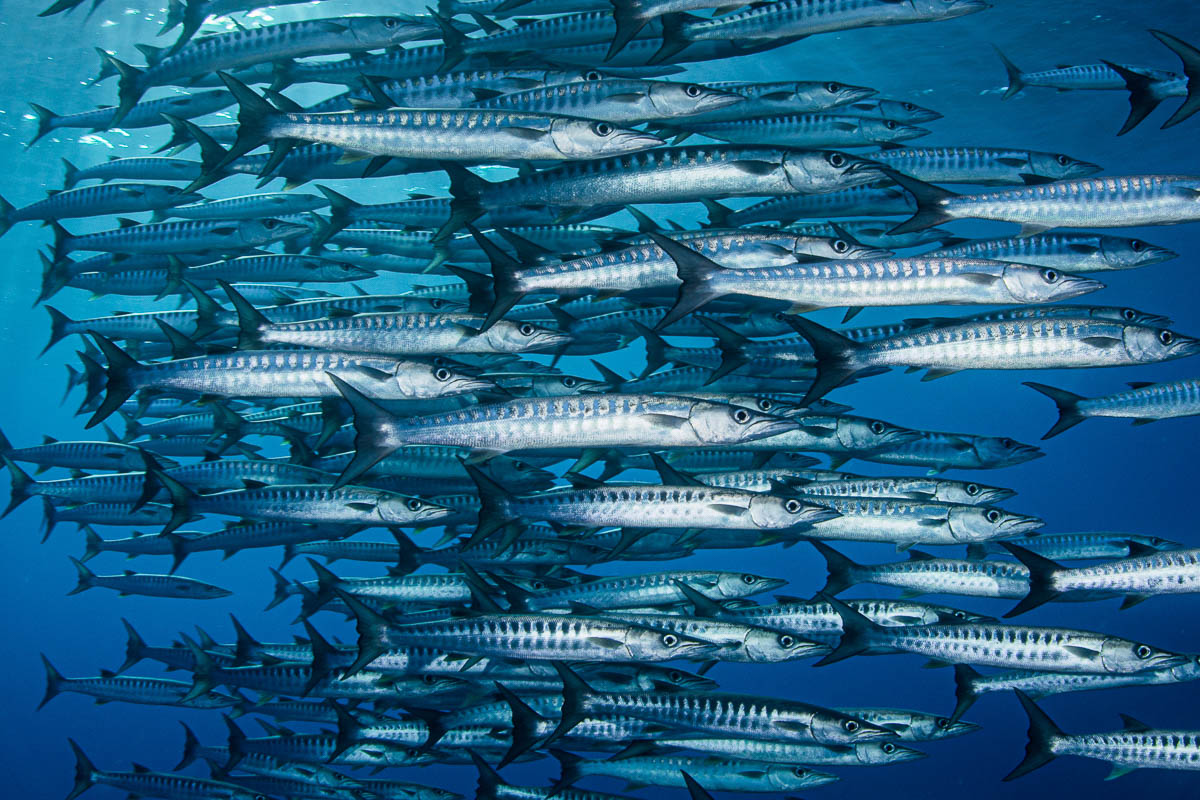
[896,125,930,141]
[909,109,943,123]
[1007,444,1045,463]
[698,92,745,112]
[1146,652,1189,671]
[526,332,574,352]
[756,576,790,594]
[610,131,666,154]
[1055,275,1106,300]
[853,723,899,742]
[745,415,801,440]
[882,429,924,448]
[795,505,842,526]
[1138,245,1178,266]
[979,488,1018,504]
[453,377,501,395]
[943,720,982,737]
[1066,160,1103,178]
[1172,335,1200,358]
[855,246,894,259]
[842,86,879,104]
[998,514,1044,535]
[890,745,928,763]
[800,769,839,788]
[676,640,724,660]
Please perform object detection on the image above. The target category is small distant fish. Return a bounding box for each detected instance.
[927,232,1177,272]
[1025,378,1200,438]
[67,558,231,599]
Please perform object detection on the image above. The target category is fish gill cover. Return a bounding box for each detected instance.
[2,0,1200,798]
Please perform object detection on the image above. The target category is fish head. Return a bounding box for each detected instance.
[933,480,1016,505]
[744,628,828,662]
[1122,324,1200,363]
[319,261,376,281]
[634,664,719,691]
[623,626,721,661]
[377,495,451,526]
[899,712,982,740]
[835,415,921,452]
[810,710,898,745]
[408,361,498,398]
[1027,152,1103,180]
[200,583,234,598]
[908,0,991,20]
[915,603,997,624]
[487,319,573,353]
[548,119,664,159]
[766,765,839,791]
[528,373,607,395]
[407,673,473,697]
[237,217,311,245]
[349,15,443,47]
[1132,534,1186,552]
[856,741,928,765]
[1169,655,1200,680]
[705,571,787,598]
[947,505,1043,542]
[871,98,943,123]
[725,394,809,417]
[1099,235,1177,269]
[1090,305,1173,326]
[1001,264,1104,303]
[749,493,841,530]
[484,457,556,491]
[782,150,887,193]
[863,118,930,144]
[790,80,879,110]
[1101,638,1188,673]
[794,234,891,261]
[156,185,204,205]
[647,81,744,117]
[687,402,797,444]
[970,435,1044,467]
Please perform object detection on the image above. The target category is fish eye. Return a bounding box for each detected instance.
[1130,239,1144,252]
[966,483,980,495]
[793,767,807,777]
[985,509,1001,523]
[592,122,614,137]
[406,498,423,511]
[514,461,530,470]
[827,152,847,167]
[262,219,277,229]
[741,574,757,584]
[936,717,950,728]
[903,102,916,111]
[953,610,967,618]
[733,409,751,424]
[784,499,803,513]
[669,670,683,681]
[826,82,841,93]
[383,16,400,28]
[519,323,536,336]
[885,120,897,130]
[421,674,437,684]
[1122,308,1137,320]
[584,70,602,81]
[1136,644,1152,659]
[562,376,577,387]
[832,239,850,253]
[1056,154,1070,165]
[757,399,773,410]
[1001,438,1015,447]
[685,84,702,97]
[844,719,860,732]
[431,299,445,308]
[661,633,679,647]
[870,421,886,434]
[434,368,451,381]
[882,743,896,753]
[778,634,796,648]
[1041,269,1058,283]
[1159,330,1174,345]
[530,580,545,589]
[773,312,786,321]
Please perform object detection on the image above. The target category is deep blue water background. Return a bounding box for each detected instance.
[2,0,1200,797]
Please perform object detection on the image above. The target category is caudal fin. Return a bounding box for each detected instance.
[39,653,65,710]
[951,664,983,723]
[884,168,957,235]
[465,464,519,545]
[1002,690,1063,781]
[27,103,58,148]
[3,456,34,518]
[326,373,400,489]
[999,542,1064,617]
[465,225,527,331]
[814,593,882,666]
[607,0,651,61]
[210,72,278,174]
[67,557,95,596]
[66,739,97,800]
[648,232,729,330]
[1022,382,1086,439]
[810,540,861,595]
[84,334,141,429]
[779,314,862,405]
[1150,29,1200,128]
[1100,60,1164,135]
[993,46,1025,99]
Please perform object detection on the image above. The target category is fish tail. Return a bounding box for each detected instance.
[174,722,200,770]
[312,185,357,248]
[650,12,696,66]
[61,158,80,188]
[3,456,34,518]
[1003,691,1062,781]
[631,321,674,378]
[163,532,188,575]
[79,526,103,563]
[649,232,729,330]
[465,463,519,545]
[883,168,957,235]
[264,567,292,611]
[1150,29,1200,128]
[695,316,753,384]
[493,682,546,767]
[67,557,94,596]
[465,225,528,330]
[325,373,400,489]
[159,0,183,34]
[951,664,983,723]
[1100,60,1164,135]
[219,280,271,350]
[156,113,197,156]
[335,588,391,676]
[65,739,96,800]
[182,280,224,341]
[1022,382,1086,439]
[179,635,215,703]
[300,619,336,696]
[26,103,57,148]
[148,461,195,536]
[388,529,420,577]
[0,193,13,240]
[436,163,486,242]
[38,653,64,710]
[214,72,277,174]
[810,540,860,595]
[49,220,71,263]
[228,613,261,664]
[700,198,732,228]
[682,772,717,800]
[329,698,366,761]
[41,497,58,542]
[993,46,1025,99]
[430,9,468,72]
[96,49,144,125]
[607,0,650,61]
[549,748,584,793]
[814,593,882,666]
[999,542,1064,617]
[779,314,862,405]
[222,714,247,770]
[84,334,140,430]
[470,749,505,799]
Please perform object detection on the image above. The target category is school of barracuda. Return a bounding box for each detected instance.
[13,0,1200,796]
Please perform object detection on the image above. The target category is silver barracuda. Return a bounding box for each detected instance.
[67,742,260,800]
[68,558,231,599]
[494,568,786,611]
[815,541,1035,599]
[856,430,1044,473]
[669,113,929,148]
[967,531,1184,561]
[595,611,828,662]
[837,707,981,741]
[787,474,1014,505]
[1025,378,1200,438]
[551,749,837,793]
[872,146,1100,185]
[0,184,199,236]
[789,219,954,248]
[802,496,1042,548]
[0,429,164,473]
[51,217,307,260]
[159,191,328,221]
[678,80,879,124]
[836,97,942,123]
[27,90,234,145]
[632,735,924,765]
[927,232,1177,271]
[470,78,743,123]
[720,183,915,226]
[61,156,203,188]
[39,656,237,711]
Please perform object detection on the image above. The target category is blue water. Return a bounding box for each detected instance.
[2,0,1200,798]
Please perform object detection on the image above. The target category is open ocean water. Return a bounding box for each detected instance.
[1,0,1199,798]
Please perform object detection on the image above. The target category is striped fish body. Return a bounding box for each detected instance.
[188,484,448,527]
[326,573,472,606]
[472,78,741,124]
[237,733,436,766]
[82,572,230,598]
[790,220,951,248]
[182,522,333,557]
[873,146,1099,185]
[652,735,922,764]
[680,0,986,42]
[61,218,306,256]
[38,91,233,135]
[973,531,1183,561]
[960,659,1200,703]
[793,475,1012,505]
[564,752,835,791]
[860,432,1044,472]
[682,113,928,148]
[1046,548,1200,600]
[47,501,172,529]
[683,80,878,123]
[52,674,236,709]
[1050,728,1200,775]
[84,769,255,800]
[8,184,197,224]
[927,232,1177,271]
[63,158,202,188]
[0,439,151,472]
[165,192,327,221]
[1072,379,1200,423]
[805,496,1041,545]
[367,68,601,107]
[842,553,1032,598]
[185,254,370,284]
[462,11,664,56]
[524,570,783,610]
[1012,62,1181,91]
[730,184,913,225]
[600,612,825,661]
[720,598,965,635]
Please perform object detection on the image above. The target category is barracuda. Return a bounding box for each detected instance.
[637,735,925,764]
[68,559,231,599]
[686,467,848,493]
[804,495,1042,548]
[789,219,953,248]
[653,234,1104,328]
[890,170,1200,235]
[815,541,1034,599]
[222,718,440,768]
[596,610,827,662]
[968,531,1184,561]
[160,191,328,221]
[929,232,1177,272]
[339,590,721,671]
[1006,692,1200,780]
[838,707,981,740]
[103,15,448,120]
[670,113,929,148]
[61,156,203,188]
[312,448,554,494]
[873,146,1100,185]
[182,254,372,286]
[360,67,614,108]
[39,656,237,711]
[0,430,164,473]
[691,593,992,636]
[442,146,887,235]
[552,749,837,793]
[857,430,1044,473]
[950,659,1200,722]
[28,90,233,145]
[0,184,198,237]
[678,80,878,124]
[497,568,787,611]
[85,334,493,428]
[67,742,261,800]
[820,594,1187,674]
[722,183,915,226]
[471,78,743,123]
[52,217,307,262]
[707,413,922,462]
[1026,378,1200,438]
[329,382,796,488]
